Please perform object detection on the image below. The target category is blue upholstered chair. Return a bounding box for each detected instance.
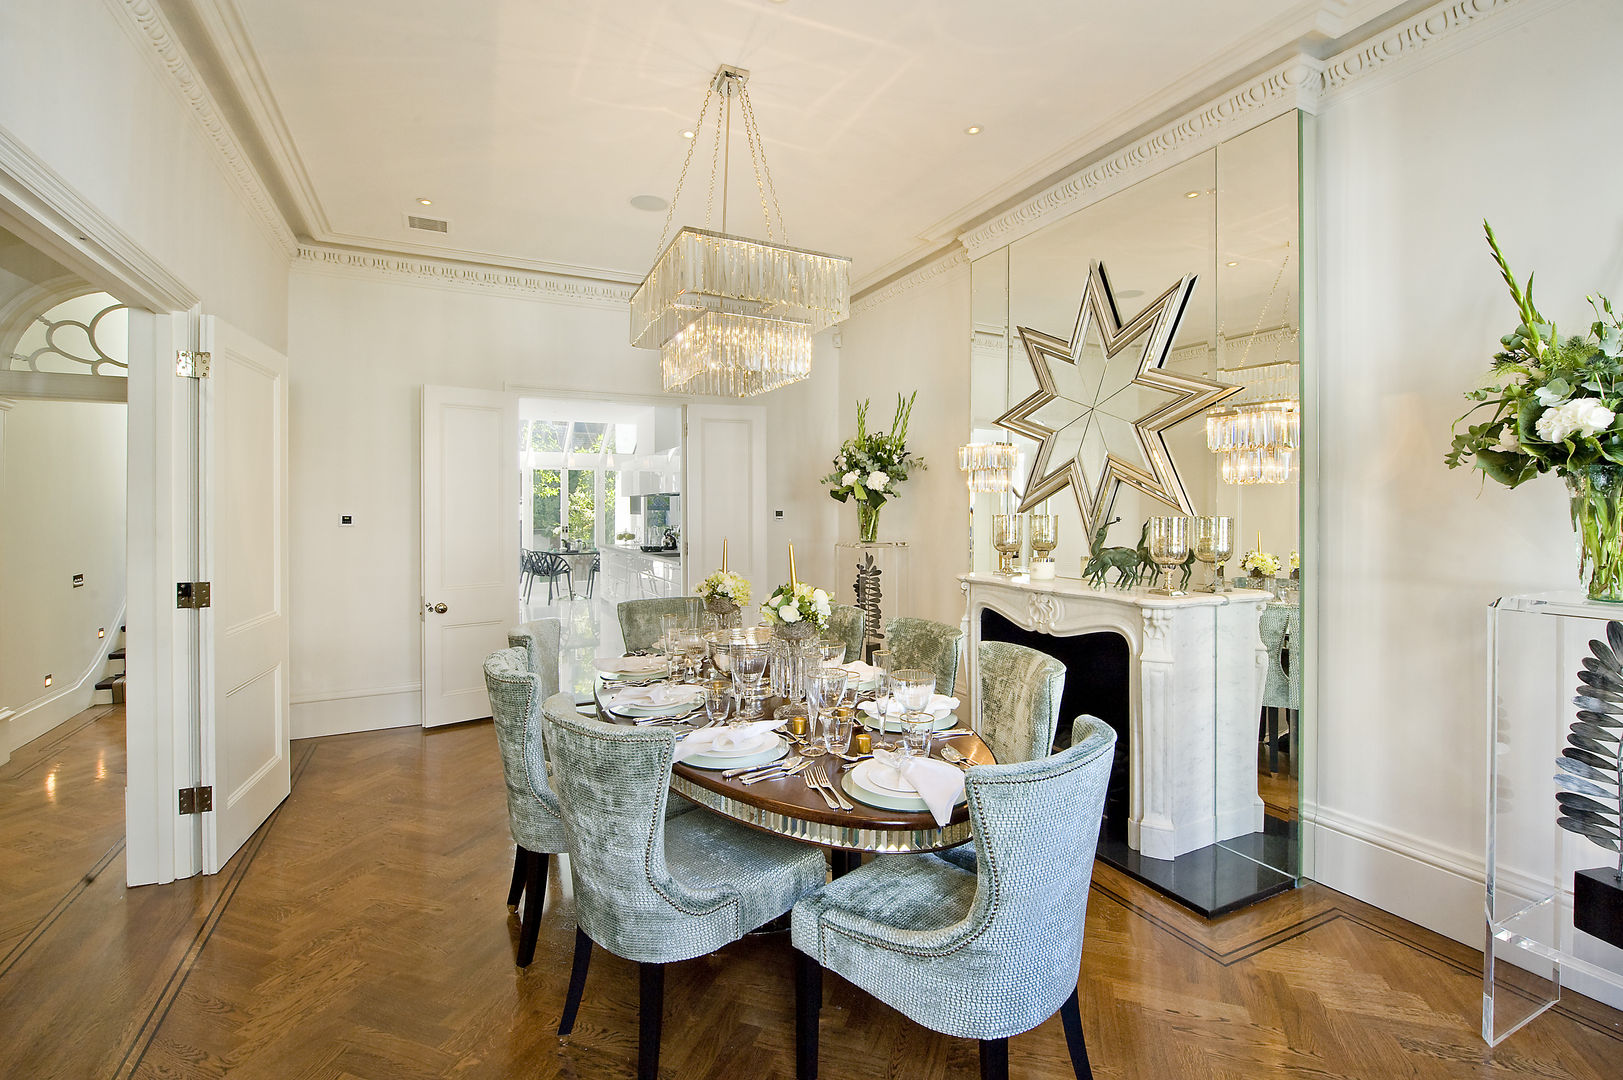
[616,596,704,653]
[541,693,827,1080]
[978,639,1067,764]
[502,621,562,910]
[790,717,1116,1080]
[826,603,865,662]
[1259,603,1301,774]
[483,647,569,967]
[884,616,964,696]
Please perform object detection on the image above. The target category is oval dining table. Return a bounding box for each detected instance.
[594,680,994,855]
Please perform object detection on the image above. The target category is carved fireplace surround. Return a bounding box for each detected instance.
[962,572,1269,861]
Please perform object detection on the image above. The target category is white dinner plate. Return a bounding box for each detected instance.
[858,709,959,734]
[843,759,967,813]
[687,730,777,758]
[595,655,670,677]
[682,736,789,771]
[604,686,704,716]
[860,761,918,795]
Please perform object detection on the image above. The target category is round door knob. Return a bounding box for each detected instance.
[428,602,448,614]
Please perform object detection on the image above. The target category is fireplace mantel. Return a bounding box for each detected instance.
[961,572,1269,860]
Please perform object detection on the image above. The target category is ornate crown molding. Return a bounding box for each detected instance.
[102,0,297,257]
[957,0,1532,263]
[850,246,968,317]
[294,245,637,308]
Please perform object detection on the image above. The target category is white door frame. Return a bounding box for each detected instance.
[1,149,205,887]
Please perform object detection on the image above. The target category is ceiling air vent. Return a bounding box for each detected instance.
[404,213,449,234]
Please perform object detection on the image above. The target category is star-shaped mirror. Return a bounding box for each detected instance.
[995,261,1239,535]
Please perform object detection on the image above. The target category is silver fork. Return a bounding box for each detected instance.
[804,765,839,809]
[815,763,855,811]
[741,759,811,785]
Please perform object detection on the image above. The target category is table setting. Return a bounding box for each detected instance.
[590,622,989,848]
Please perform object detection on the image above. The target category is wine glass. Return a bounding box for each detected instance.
[892,668,936,756]
[805,667,849,757]
[729,641,770,718]
[1193,516,1234,593]
[704,679,733,726]
[1147,516,1190,596]
[818,639,846,668]
[675,629,707,683]
[992,514,1023,575]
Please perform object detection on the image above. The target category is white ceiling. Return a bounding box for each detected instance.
[184,0,1400,288]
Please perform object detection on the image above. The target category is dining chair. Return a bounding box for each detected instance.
[790,716,1116,1080]
[1259,602,1300,774]
[540,693,827,1080]
[483,647,570,968]
[825,603,865,662]
[531,550,574,604]
[884,616,964,696]
[501,620,563,912]
[977,639,1067,764]
[616,596,704,653]
[584,551,601,598]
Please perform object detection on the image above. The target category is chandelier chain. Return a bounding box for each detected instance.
[738,87,787,242]
[1228,246,1294,373]
[705,93,723,229]
[655,85,717,258]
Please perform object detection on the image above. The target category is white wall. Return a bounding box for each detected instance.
[287,265,839,736]
[839,264,973,629]
[1310,0,1623,944]
[0,0,290,348]
[0,399,126,754]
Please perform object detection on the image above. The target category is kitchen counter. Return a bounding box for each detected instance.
[598,544,684,601]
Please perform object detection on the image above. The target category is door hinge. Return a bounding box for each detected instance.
[176,350,211,378]
[178,785,213,815]
[176,581,212,608]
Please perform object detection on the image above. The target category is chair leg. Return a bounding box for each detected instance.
[507,845,528,911]
[795,950,822,1080]
[638,962,664,1080]
[1059,987,1093,1080]
[978,1038,1008,1080]
[557,926,593,1037]
[831,849,859,879]
[516,851,548,967]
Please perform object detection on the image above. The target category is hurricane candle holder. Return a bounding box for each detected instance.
[992,514,1023,575]
[1148,516,1191,596]
[1193,515,1234,593]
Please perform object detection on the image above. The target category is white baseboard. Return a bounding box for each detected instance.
[291,683,420,739]
[1,601,124,758]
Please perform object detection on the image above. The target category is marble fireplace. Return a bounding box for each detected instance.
[962,572,1270,862]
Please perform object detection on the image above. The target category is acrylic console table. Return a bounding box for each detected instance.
[1484,592,1623,1045]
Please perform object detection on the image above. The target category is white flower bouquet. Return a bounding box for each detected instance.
[697,570,750,608]
[760,581,831,633]
[1242,550,1281,578]
[821,393,924,542]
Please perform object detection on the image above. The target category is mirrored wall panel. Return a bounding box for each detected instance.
[969,110,1305,916]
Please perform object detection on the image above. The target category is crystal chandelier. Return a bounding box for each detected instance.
[1206,246,1299,485]
[957,442,1020,492]
[630,65,851,397]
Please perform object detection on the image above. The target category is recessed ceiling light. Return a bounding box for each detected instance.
[964,125,982,135]
[1185,191,1200,199]
[1226,260,1239,267]
[630,194,668,212]
[682,130,695,139]
[417,197,432,205]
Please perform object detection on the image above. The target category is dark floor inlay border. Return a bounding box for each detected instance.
[0,838,125,981]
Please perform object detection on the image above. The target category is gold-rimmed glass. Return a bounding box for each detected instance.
[1147,516,1190,596]
[992,514,1023,575]
[1193,515,1234,593]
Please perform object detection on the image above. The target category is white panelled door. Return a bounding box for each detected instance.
[202,318,291,873]
[683,404,767,591]
[421,386,518,727]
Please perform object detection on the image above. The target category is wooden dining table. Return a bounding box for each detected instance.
[594,679,994,855]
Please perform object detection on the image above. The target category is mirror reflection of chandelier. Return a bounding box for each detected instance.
[630,65,852,398]
[957,442,1020,493]
[1207,246,1298,485]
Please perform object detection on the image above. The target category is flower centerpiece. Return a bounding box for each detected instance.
[760,581,831,642]
[1242,550,1281,583]
[1289,551,1300,581]
[822,392,925,543]
[1446,222,1623,601]
[698,570,750,616]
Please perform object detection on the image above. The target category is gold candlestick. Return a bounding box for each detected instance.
[721,537,729,573]
[788,543,798,588]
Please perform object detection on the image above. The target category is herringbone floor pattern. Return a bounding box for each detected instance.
[0,715,1618,1078]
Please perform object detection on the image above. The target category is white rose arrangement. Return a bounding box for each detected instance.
[697,570,750,607]
[1241,550,1282,578]
[760,582,831,631]
[822,393,925,541]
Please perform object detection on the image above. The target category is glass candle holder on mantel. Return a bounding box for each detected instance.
[833,541,911,663]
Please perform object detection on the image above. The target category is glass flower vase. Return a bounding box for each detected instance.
[857,502,881,543]
[1568,467,1623,602]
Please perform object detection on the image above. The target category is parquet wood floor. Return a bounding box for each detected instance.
[1,715,1618,1079]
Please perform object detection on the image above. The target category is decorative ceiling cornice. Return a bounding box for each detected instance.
[850,246,969,317]
[956,0,1529,262]
[294,245,636,308]
[102,0,298,257]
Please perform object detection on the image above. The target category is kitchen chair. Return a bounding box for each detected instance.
[616,596,704,653]
[483,647,569,968]
[791,716,1116,1080]
[540,694,826,1080]
[884,616,964,696]
[529,550,573,604]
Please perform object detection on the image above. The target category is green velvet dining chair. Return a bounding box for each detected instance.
[825,603,865,661]
[616,596,704,653]
[884,616,964,696]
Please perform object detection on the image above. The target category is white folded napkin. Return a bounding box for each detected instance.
[869,748,965,827]
[858,693,959,723]
[595,655,669,676]
[606,683,701,711]
[841,660,882,683]
[672,719,783,764]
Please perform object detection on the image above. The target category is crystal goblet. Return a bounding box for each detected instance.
[1193,516,1234,593]
[1147,516,1191,597]
[992,514,1023,575]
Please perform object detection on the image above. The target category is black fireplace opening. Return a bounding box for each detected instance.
[979,608,1296,918]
